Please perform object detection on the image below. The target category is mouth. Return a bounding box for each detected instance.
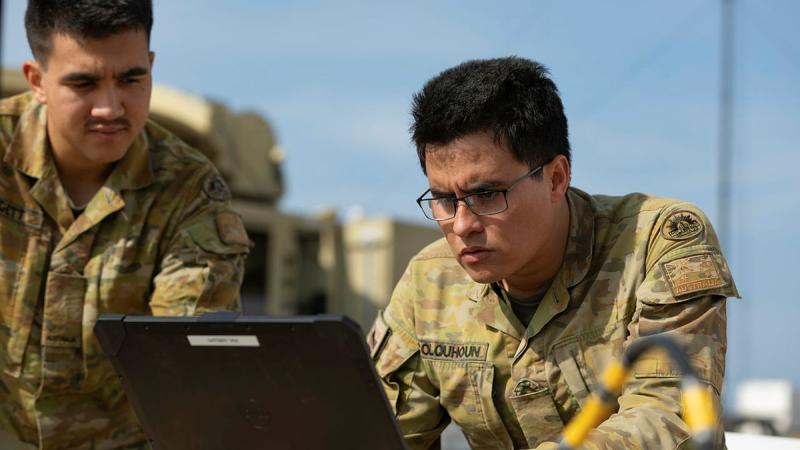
[86,119,131,137]
[459,246,491,264]
[89,126,127,136]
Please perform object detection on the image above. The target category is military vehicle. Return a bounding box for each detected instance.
[1,68,441,333]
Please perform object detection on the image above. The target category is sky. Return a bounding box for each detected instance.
[3,0,799,402]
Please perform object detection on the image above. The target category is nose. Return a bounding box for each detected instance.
[91,86,124,120]
[451,201,483,237]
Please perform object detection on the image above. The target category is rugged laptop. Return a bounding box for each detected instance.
[94,313,408,450]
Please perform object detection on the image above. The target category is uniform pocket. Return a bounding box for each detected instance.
[0,220,28,373]
[40,272,86,394]
[0,222,49,379]
[550,329,626,427]
[0,203,43,315]
[434,362,509,449]
[0,219,33,327]
[508,385,564,448]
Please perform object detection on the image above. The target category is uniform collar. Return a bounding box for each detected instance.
[558,187,596,290]
[52,130,154,251]
[3,96,52,179]
[469,187,596,340]
[2,95,155,237]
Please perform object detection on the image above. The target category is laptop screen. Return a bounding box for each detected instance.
[95,313,408,450]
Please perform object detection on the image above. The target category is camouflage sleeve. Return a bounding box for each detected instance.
[149,172,250,316]
[368,269,450,450]
[546,204,738,450]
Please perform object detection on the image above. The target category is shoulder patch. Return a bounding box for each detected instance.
[215,211,249,246]
[662,210,704,241]
[203,174,231,201]
[662,253,726,297]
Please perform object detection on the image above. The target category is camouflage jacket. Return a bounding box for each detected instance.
[0,93,250,449]
[369,188,738,450]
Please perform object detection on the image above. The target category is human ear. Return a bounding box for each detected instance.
[22,60,47,104]
[548,155,571,201]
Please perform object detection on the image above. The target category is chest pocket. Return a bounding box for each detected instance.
[0,211,48,376]
[551,327,626,421]
[81,234,156,393]
[0,218,30,322]
[427,360,509,449]
[508,381,565,448]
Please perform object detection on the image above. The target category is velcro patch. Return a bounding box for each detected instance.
[368,314,391,359]
[215,211,249,246]
[662,210,704,241]
[662,253,726,297]
[419,340,488,362]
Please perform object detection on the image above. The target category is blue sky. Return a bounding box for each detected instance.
[3,0,799,398]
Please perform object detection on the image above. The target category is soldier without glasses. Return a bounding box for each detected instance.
[0,1,249,448]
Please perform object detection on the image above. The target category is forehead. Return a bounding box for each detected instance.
[424,131,526,189]
[45,30,150,74]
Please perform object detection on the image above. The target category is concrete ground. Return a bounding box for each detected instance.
[441,423,471,450]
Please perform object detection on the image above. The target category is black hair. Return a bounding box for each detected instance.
[411,56,570,174]
[25,0,154,65]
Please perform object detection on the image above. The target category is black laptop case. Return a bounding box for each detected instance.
[94,313,408,450]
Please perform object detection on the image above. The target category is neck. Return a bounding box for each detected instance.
[47,131,115,208]
[501,198,571,298]
[61,168,110,208]
[52,154,113,209]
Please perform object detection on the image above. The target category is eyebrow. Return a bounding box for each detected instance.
[429,181,504,197]
[429,189,455,198]
[59,66,150,84]
[461,181,504,194]
[60,72,101,84]
[117,66,149,79]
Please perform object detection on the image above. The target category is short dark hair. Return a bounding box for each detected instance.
[25,0,154,65]
[411,57,570,174]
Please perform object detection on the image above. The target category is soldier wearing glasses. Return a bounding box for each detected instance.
[368,57,738,449]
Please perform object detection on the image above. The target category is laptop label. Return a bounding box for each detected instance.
[186,335,261,347]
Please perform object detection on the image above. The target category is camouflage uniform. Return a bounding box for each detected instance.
[0,93,250,449]
[369,188,738,449]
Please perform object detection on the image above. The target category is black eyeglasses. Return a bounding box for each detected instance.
[416,166,543,221]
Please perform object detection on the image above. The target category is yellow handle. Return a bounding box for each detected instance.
[600,360,628,393]
[561,360,629,448]
[561,396,616,447]
[682,385,717,433]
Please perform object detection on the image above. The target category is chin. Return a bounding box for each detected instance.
[88,144,131,164]
[461,266,501,285]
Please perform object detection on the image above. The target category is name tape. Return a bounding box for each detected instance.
[419,340,488,362]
